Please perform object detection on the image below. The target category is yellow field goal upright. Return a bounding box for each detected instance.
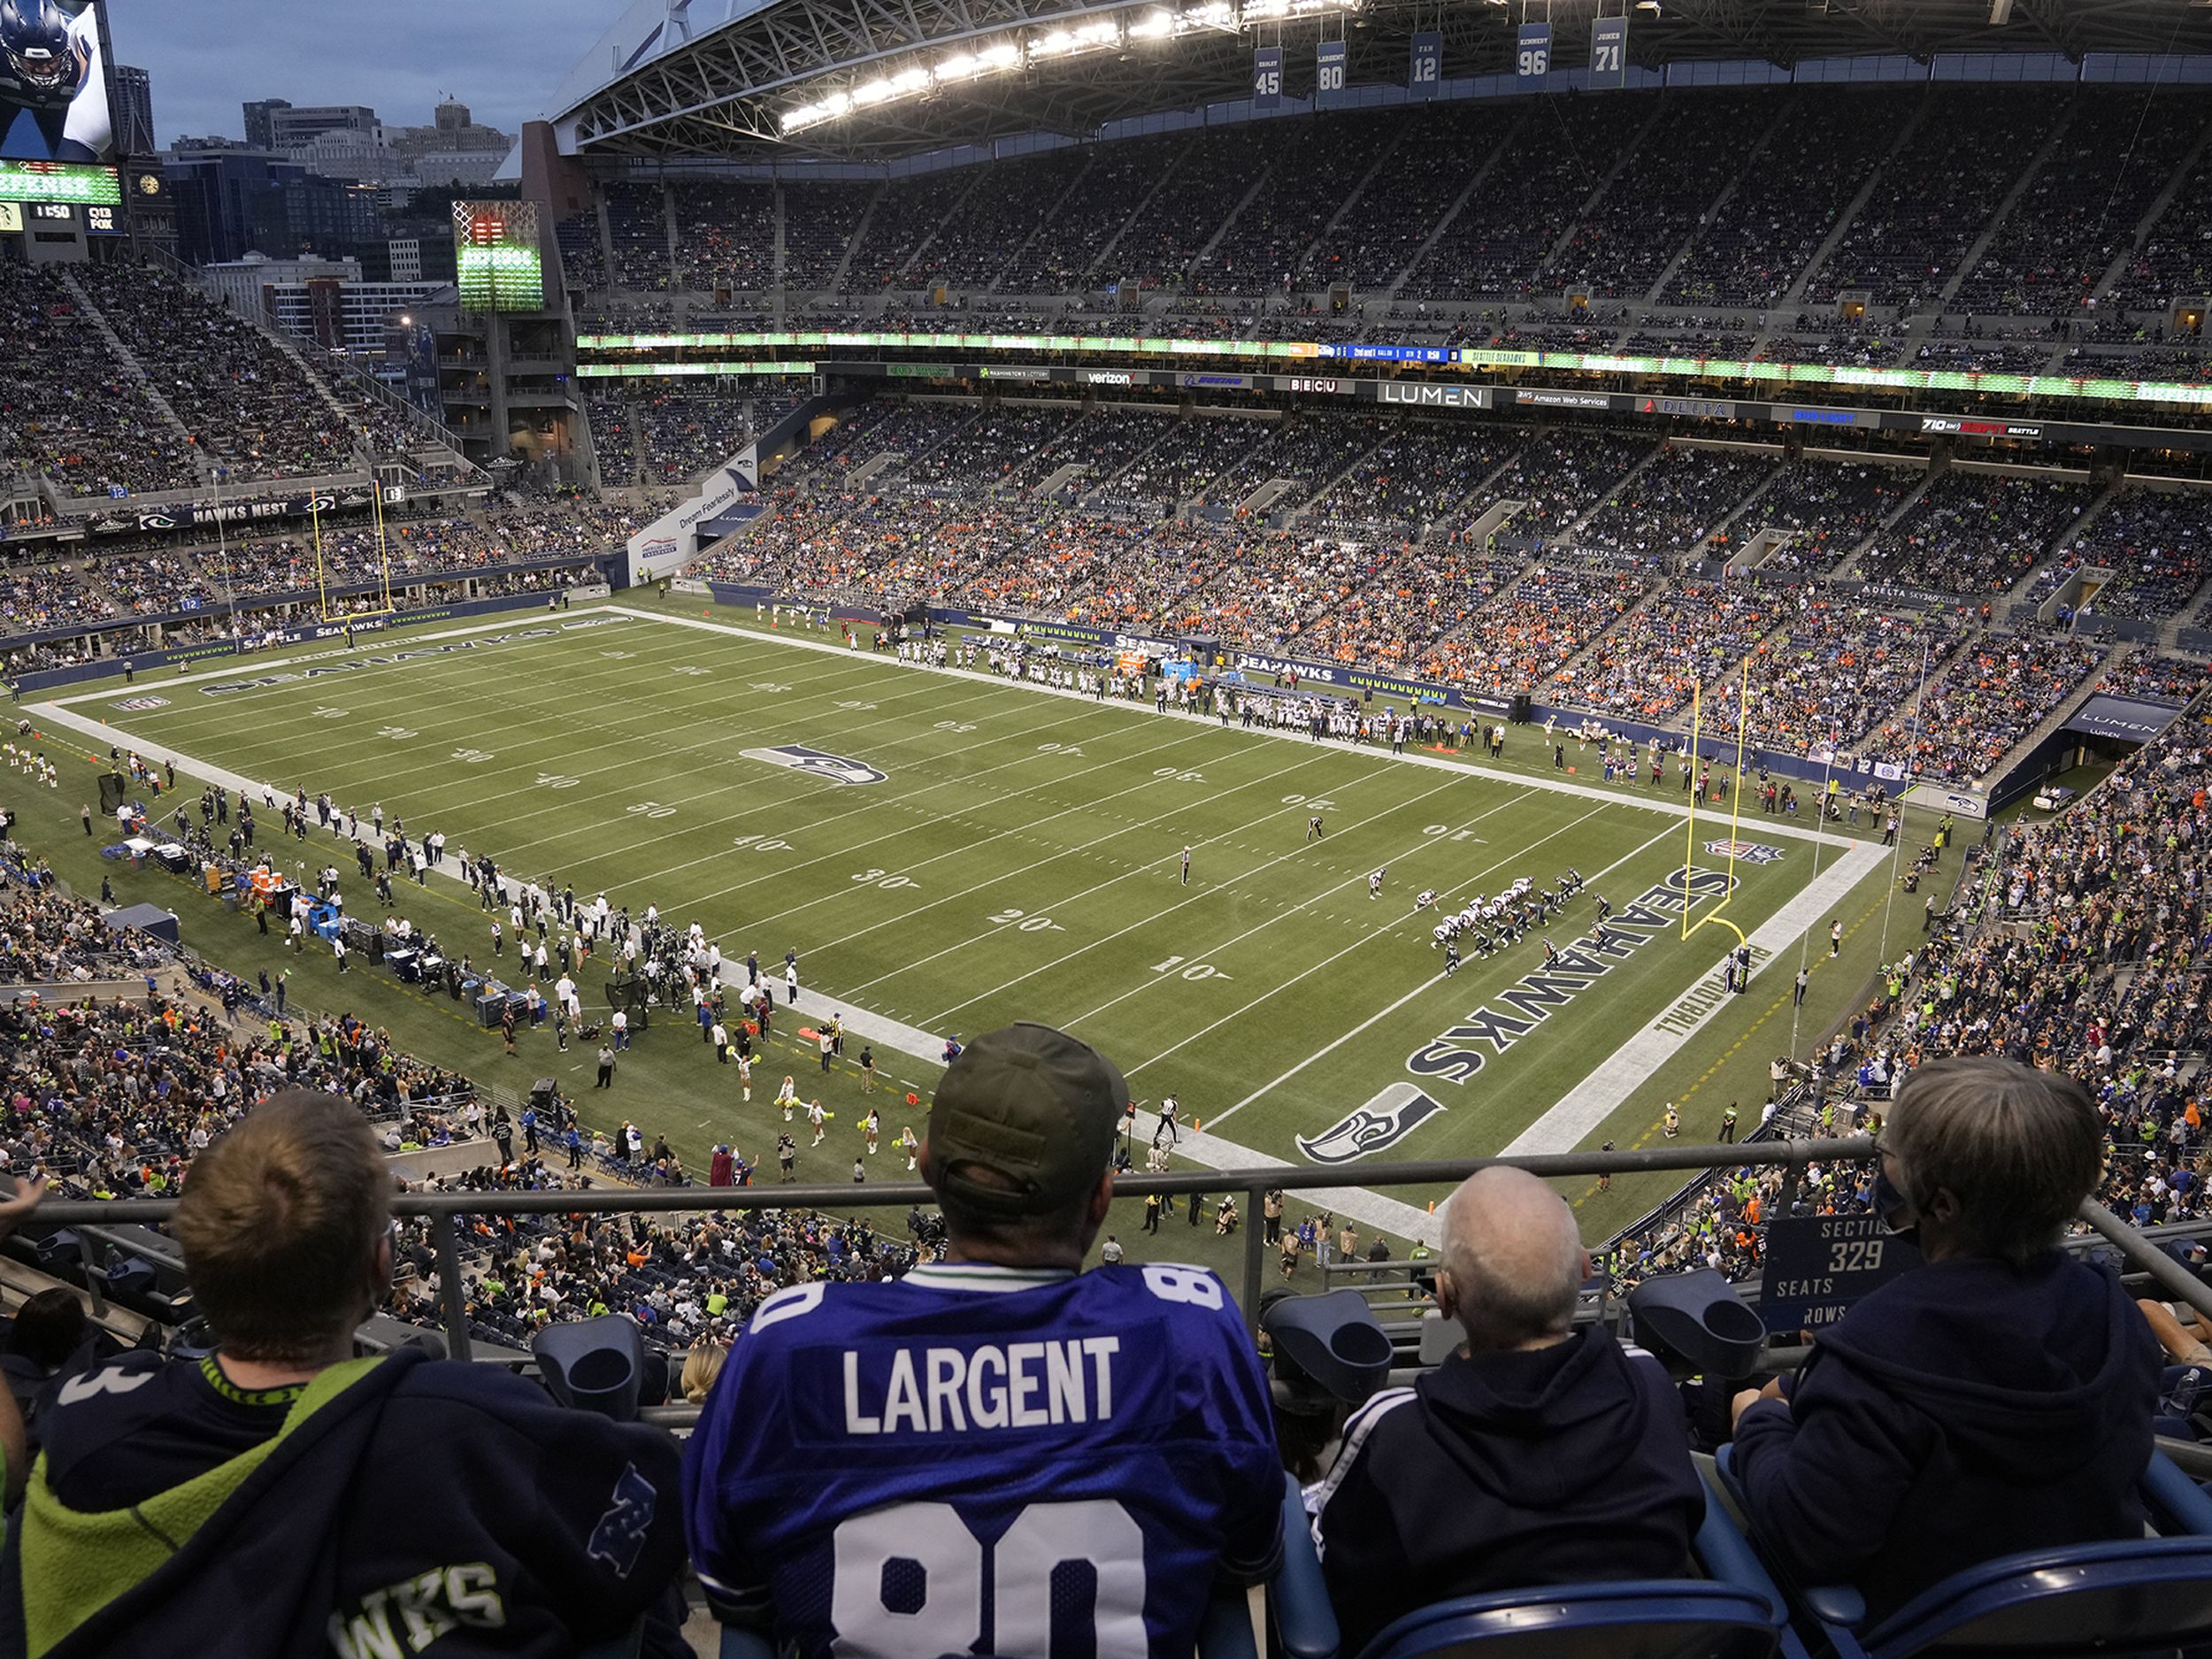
[1680,660,1754,951]
[310,457,397,624]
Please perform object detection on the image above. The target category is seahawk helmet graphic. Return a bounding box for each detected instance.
[740,744,887,786]
[1296,1083,1448,1165]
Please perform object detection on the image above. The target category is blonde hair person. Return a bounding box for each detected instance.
[681,1335,730,1404]
[776,1075,800,1122]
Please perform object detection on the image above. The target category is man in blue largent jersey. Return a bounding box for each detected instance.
[685,1021,1282,1659]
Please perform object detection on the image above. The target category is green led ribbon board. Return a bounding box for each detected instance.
[453,200,543,312]
[0,161,120,205]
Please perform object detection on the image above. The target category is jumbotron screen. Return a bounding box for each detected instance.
[0,0,113,164]
[454,199,544,313]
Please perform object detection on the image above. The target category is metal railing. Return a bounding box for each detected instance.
[38,1139,1870,1360]
[30,1138,2212,1442]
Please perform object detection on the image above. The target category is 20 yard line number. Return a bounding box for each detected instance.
[987,908,1065,933]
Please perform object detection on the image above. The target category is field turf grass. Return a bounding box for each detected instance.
[17,594,1943,1283]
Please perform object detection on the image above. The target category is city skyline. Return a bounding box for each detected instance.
[116,0,617,146]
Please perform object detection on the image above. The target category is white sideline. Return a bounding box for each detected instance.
[32,603,1890,1247]
[603,605,1863,851]
[1500,839,1889,1156]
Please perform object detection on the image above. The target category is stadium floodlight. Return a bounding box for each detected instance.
[978,41,1021,66]
[1129,8,1175,36]
[852,76,897,104]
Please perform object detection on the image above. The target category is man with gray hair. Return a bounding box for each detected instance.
[1731,1056,2159,1624]
[1312,1166,1703,1652]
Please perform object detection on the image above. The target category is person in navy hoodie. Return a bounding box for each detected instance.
[1314,1166,1703,1653]
[1732,1056,2160,1624]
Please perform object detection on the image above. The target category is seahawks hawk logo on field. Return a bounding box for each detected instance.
[740,744,887,786]
[1297,1083,1448,1164]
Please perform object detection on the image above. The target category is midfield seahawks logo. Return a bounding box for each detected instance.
[1702,840,1786,865]
[1296,1083,1448,1164]
[740,744,887,785]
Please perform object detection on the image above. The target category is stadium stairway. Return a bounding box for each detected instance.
[57,270,202,473]
[1639,96,1801,309]
[1905,104,2079,344]
[1983,641,2127,783]
[1532,98,1672,288]
[1998,477,2121,608]
[2086,118,2212,310]
[1941,98,2092,316]
[1184,161,1282,288]
[818,184,884,296]
[986,152,1097,295]
[1382,106,1532,303]
[1548,578,1675,700]
[883,168,993,290]
[1294,126,1409,289]
[1827,465,1941,583]
[1281,429,1393,528]
[1556,440,1665,546]
[1077,150,1191,290]
[1688,450,1786,556]
[1781,95,1934,310]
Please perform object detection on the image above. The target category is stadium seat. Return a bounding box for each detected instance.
[2141,1450,2212,1536]
[1716,1447,2212,1657]
[1276,1471,1797,1659]
[1790,1538,2212,1659]
[1350,1580,1779,1659]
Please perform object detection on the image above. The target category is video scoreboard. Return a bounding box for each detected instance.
[0,159,119,206]
[454,200,545,313]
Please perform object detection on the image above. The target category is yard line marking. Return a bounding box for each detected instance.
[1499,839,1888,1156]
[1120,799,1616,1080]
[1207,819,1682,1125]
[662,722,1229,918]
[234,645,1014,826]
[822,748,1338,989]
[922,772,1474,1027]
[600,604,1861,854]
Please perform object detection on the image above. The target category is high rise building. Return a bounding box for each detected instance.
[269,105,380,147]
[242,97,291,150]
[111,65,154,156]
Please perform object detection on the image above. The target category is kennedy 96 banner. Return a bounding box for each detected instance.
[0,0,111,163]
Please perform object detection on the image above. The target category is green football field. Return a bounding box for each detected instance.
[32,596,1901,1241]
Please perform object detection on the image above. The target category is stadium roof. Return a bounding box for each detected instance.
[548,0,2212,162]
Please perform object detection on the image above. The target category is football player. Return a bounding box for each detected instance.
[0,0,99,161]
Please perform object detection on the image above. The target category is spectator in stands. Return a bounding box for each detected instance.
[685,1022,1282,1655]
[1730,1057,2161,1623]
[1314,1166,1704,1653]
[2,1091,687,1656]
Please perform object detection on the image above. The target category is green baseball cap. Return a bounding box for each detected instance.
[926,1023,1126,1217]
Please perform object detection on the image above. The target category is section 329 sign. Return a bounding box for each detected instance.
[1758,1212,1922,1333]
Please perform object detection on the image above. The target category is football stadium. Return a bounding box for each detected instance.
[0,0,2210,1650]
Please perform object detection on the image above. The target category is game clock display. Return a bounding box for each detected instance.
[453,200,545,313]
